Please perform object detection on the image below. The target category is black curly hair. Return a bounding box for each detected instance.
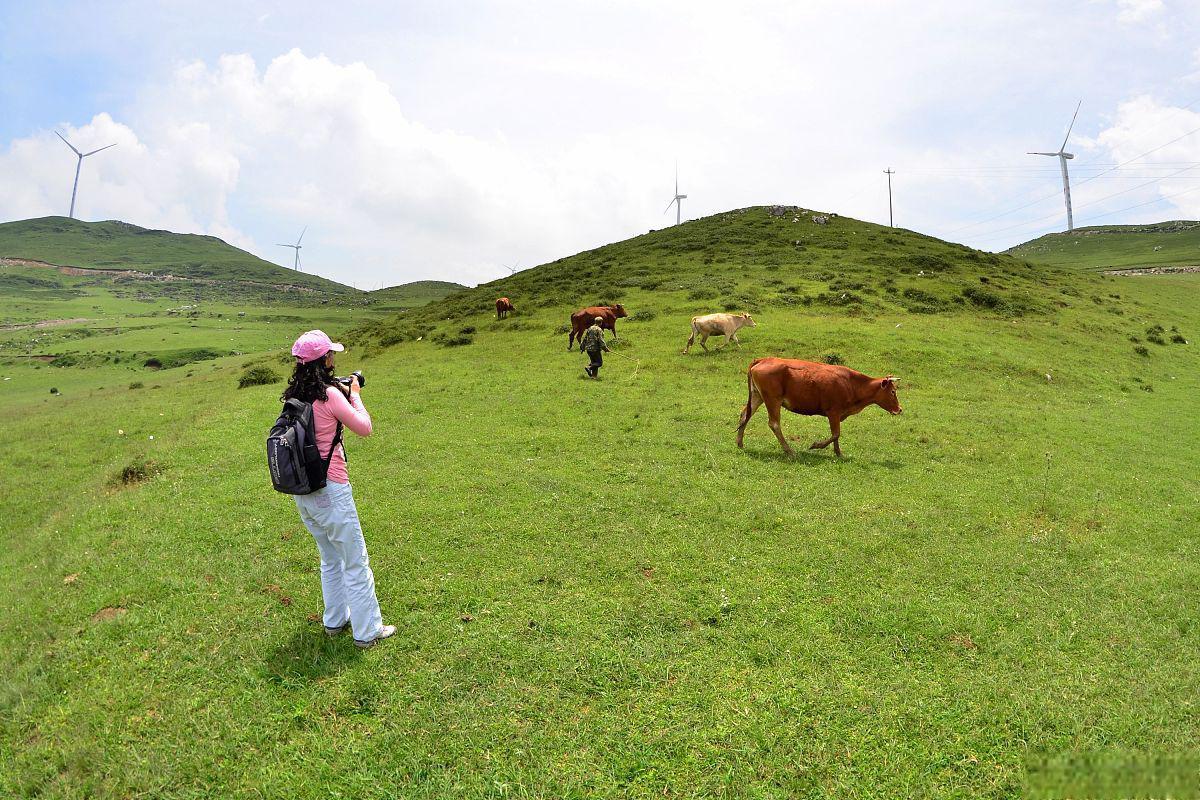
[282,357,337,404]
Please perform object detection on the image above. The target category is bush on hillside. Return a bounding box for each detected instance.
[113,458,163,486]
[628,310,657,322]
[238,365,282,389]
[822,353,844,365]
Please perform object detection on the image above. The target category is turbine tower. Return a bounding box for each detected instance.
[664,165,687,226]
[55,131,116,220]
[1029,100,1082,232]
[276,227,306,271]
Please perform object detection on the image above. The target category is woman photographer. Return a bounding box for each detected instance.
[284,330,395,649]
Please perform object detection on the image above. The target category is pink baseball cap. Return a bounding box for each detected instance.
[291,330,344,363]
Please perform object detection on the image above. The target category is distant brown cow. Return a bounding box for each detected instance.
[496,297,514,319]
[568,305,628,350]
[683,312,756,353]
[736,358,902,457]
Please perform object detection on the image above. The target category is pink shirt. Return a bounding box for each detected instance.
[313,385,372,484]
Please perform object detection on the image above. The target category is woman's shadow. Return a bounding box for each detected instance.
[263,625,361,685]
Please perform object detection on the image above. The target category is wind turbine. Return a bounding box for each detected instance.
[503,261,520,275]
[276,227,306,271]
[55,131,116,219]
[664,165,687,226]
[1029,100,1082,232]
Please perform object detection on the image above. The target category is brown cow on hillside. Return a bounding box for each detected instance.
[568,304,628,350]
[496,297,514,319]
[736,358,902,457]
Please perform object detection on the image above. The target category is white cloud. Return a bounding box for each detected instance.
[1116,0,1165,24]
[4,2,1200,276]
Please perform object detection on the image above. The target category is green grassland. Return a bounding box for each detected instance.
[1008,220,1200,271]
[0,217,352,292]
[1,207,1198,798]
[367,280,468,312]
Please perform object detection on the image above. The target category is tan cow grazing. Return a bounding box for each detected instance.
[736,358,902,457]
[683,312,756,353]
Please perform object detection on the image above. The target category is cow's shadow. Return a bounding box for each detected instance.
[739,446,902,470]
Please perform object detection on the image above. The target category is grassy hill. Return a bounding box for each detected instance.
[367,279,466,311]
[0,216,354,293]
[354,205,1098,350]
[1007,220,1200,271]
[2,206,1197,797]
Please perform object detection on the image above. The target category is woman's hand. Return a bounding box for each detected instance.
[349,374,362,395]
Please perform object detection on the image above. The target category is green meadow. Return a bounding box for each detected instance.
[1009,219,1200,271]
[1,208,1197,798]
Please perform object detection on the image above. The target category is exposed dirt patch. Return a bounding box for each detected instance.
[91,606,127,623]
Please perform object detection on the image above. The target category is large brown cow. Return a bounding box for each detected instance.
[683,312,756,353]
[736,358,902,457]
[568,304,628,350]
[496,297,514,319]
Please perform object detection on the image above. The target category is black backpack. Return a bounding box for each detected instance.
[267,398,343,495]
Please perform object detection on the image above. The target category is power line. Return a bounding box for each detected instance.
[941,102,1200,235]
[969,161,1200,242]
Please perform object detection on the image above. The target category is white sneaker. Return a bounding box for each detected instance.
[354,624,397,649]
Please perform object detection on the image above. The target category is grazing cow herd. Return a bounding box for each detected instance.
[494,297,902,457]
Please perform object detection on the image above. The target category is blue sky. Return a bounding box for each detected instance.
[3,1,1200,287]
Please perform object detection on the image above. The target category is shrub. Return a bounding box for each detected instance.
[687,288,718,301]
[443,335,473,347]
[459,326,476,335]
[822,353,844,365]
[238,365,282,389]
[629,310,657,322]
[1134,345,1150,357]
[128,381,144,390]
[1171,333,1188,344]
[114,458,162,486]
[962,286,1003,309]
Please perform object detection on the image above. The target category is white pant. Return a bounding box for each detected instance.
[294,481,383,642]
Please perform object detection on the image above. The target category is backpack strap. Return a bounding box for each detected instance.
[324,420,344,465]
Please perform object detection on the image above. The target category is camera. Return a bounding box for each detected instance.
[336,370,366,389]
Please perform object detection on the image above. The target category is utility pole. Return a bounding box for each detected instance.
[883,168,895,228]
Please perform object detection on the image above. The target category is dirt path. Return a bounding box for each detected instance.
[0,318,93,331]
[1103,265,1200,276]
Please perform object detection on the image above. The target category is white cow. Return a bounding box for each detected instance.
[683,312,757,353]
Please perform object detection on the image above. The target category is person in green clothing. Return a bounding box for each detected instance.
[579,316,610,378]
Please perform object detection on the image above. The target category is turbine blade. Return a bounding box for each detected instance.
[276,244,294,248]
[296,226,307,245]
[55,131,81,156]
[664,198,677,214]
[1028,152,1059,156]
[82,143,117,157]
[1060,99,1082,152]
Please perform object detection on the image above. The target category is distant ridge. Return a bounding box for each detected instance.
[1007,220,1200,271]
[368,280,467,309]
[0,216,354,293]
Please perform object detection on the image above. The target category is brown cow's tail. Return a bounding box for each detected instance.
[744,359,762,407]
